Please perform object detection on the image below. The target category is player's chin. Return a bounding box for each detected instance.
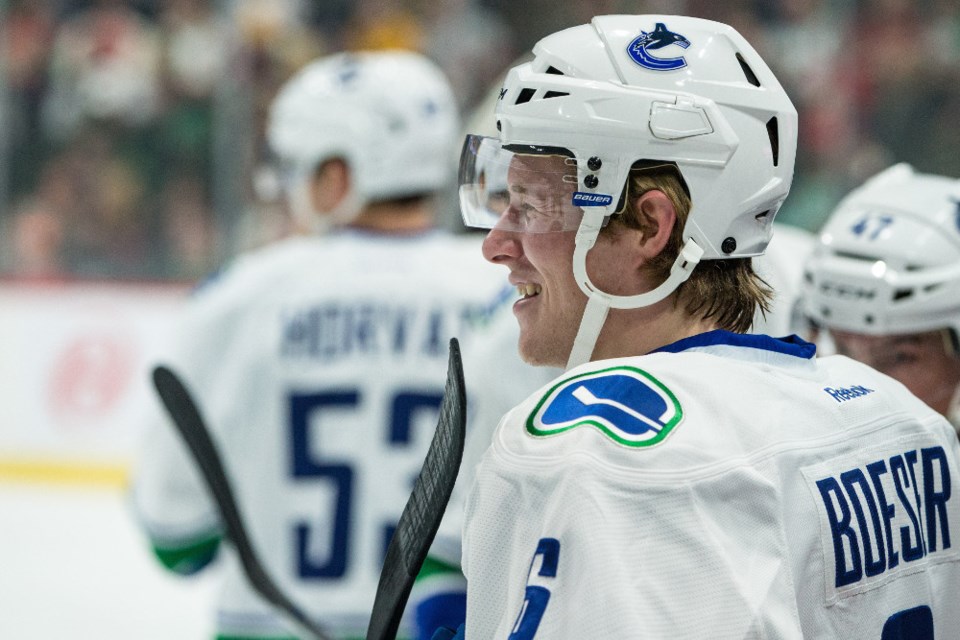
[517,331,567,368]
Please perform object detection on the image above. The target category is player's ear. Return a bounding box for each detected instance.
[631,189,676,261]
[310,158,351,214]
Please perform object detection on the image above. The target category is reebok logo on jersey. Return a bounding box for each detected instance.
[824,385,875,403]
[526,366,682,448]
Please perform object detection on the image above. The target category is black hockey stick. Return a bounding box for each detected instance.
[151,365,334,640]
[366,337,467,640]
[151,337,467,640]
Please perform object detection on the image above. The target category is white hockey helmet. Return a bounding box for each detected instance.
[458,16,798,367]
[803,163,960,339]
[267,50,459,229]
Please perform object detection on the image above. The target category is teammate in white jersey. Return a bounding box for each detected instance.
[804,163,960,433]
[132,51,524,640]
[432,15,960,640]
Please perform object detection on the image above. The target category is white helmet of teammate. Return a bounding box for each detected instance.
[267,50,459,230]
[803,163,960,338]
[458,15,798,367]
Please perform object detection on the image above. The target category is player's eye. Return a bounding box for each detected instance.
[516,199,552,224]
[875,348,921,372]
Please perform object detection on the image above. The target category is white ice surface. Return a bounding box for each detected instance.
[0,482,220,639]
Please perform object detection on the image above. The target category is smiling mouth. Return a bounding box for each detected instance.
[517,283,542,299]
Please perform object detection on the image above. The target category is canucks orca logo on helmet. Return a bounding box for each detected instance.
[527,366,683,448]
[627,23,691,71]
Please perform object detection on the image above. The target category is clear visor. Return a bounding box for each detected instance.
[458,134,586,233]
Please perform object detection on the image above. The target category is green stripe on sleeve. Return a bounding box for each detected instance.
[416,555,464,582]
[152,532,222,575]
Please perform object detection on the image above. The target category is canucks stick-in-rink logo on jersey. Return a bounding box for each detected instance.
[627,23,691,71]
[527,366,683,447]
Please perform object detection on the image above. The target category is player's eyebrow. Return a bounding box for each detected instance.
[887,335,923,347]
[509,184,527,194]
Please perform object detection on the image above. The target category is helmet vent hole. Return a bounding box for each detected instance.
[543,91,570,99]
[766,117,780,167]
[516,88,536,105]
[835,250,878,263]
[546,66,565,75]
[864,314,875,325]
[893,289,914,301]
[736,53,761,87]
[924,282,944,293]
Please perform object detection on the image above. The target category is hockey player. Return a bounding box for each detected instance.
[132,50,527,640]
[804,163,960,432]
[435,15,960,639]
[420,62,816,640]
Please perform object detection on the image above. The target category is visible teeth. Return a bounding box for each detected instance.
[517,283,542,298]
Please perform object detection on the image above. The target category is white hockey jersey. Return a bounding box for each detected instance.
[462,331,960,639]
[132,229,521,639]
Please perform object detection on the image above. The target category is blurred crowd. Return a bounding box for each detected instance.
[1,0,958,280]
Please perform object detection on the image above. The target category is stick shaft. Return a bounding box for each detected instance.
[152,366,333,640]
[366,338,467,640]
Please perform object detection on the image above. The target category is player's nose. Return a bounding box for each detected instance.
[482,221,522,265]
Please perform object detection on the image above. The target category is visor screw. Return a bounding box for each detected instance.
[721,237,737,254]
[587,156,602,171]
[584,175,599,189]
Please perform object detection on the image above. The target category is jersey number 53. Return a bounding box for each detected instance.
[289,388,443,578]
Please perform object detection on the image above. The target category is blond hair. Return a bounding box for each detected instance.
[605,161,771,332]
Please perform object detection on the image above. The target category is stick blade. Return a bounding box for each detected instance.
[365,338,467,640]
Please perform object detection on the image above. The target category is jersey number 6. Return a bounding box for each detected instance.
[509,537,561,640]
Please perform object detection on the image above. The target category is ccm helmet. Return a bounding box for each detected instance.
[459,15,798,367]
[268,50,459,229]
[804,163,960,339]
